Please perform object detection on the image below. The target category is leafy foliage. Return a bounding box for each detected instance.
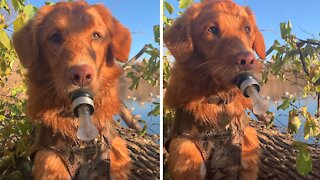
[125,23,160,120]
[0,0,36,178]
[262,20,320,175]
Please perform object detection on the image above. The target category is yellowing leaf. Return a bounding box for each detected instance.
[301,106,308,118]
[13,15,27,32]
[0,14,6,29]
[0,29,11,50]
[304,116,320,140]
[288,116,301,134]
[179,0,193,8]
[12,0,24,11]
[0,0,10,13]
[23,5,36,19]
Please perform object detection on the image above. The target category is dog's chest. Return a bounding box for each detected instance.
[189,111,245,179]
[72,141,111,180]
[202,120,243,180]
[34,126,113,180]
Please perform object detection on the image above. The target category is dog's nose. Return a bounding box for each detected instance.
[236,52,256,70]
[69,65,94,86]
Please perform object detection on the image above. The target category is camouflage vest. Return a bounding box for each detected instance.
[32,125,114,180]
[166,108,247,180]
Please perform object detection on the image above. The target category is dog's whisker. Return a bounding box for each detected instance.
[192,60,221,71]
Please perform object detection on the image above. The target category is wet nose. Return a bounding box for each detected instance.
[69,65,94,86]
[236,52,256,70]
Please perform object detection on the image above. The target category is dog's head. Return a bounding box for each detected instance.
[13,1,131,99]
[165,0,265,85]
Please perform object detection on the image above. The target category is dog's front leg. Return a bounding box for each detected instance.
[167,138,205,180]
[32,150,71,180]
[240,126,261,180]
[110,136,131,180]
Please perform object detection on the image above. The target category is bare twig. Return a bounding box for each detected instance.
[0,94,24,103]
[124,44,150,66]
[295,37,320,46]
[118,102,142,132]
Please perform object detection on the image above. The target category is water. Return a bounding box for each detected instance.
[122,100,160,135]
[265,96,318,144]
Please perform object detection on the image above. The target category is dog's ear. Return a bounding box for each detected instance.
[13,5,53,68]
[93,4,131,62]
[109,17,132,62]
[253,30,266,60]
[245,7,266,60]
[164,4,200,62]
[13,20,38,68]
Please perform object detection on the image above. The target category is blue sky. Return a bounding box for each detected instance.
[165,0,320,59]
[235,0,320,52]
[28,0,160,59]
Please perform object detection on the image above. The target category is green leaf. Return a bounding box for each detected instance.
[137,119,147,136]
[0,115,5,121]
[164,1,174,14]
[280,21,292,39]
[148,103,160,116]
[179,0,193,8]
[10,105,21,116]
[0,29,11,50]
[277,99,290,110]
[294,142,312,176]
[45,1,56,6]
[0,0,10,13]
[153,25,160,44]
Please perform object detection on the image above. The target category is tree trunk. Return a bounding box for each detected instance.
[116,125,160,180]
[252,121,320,179]
[163,121,320,180]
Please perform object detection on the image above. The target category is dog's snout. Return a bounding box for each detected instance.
[69,65,94,87]
[236,52,256,70]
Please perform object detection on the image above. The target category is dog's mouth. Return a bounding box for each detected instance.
[54,80,98,103]
[210,68,254,85]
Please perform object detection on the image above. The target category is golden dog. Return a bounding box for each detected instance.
[13,1,131,179]
[164,0,265,179]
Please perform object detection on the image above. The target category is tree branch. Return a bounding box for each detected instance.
[124,44,150,67]
[296,41,310,76]
[118,102,142,132]
[0,94,24,103]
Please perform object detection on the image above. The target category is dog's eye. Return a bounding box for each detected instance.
[50,33,62,43]
[92,32,101,40]
[245,26,251,33]
[208,25,219,35]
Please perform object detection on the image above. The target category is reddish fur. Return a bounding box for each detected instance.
[165,0,265,179]
[13,1,131,179]
[168,138,205,180]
